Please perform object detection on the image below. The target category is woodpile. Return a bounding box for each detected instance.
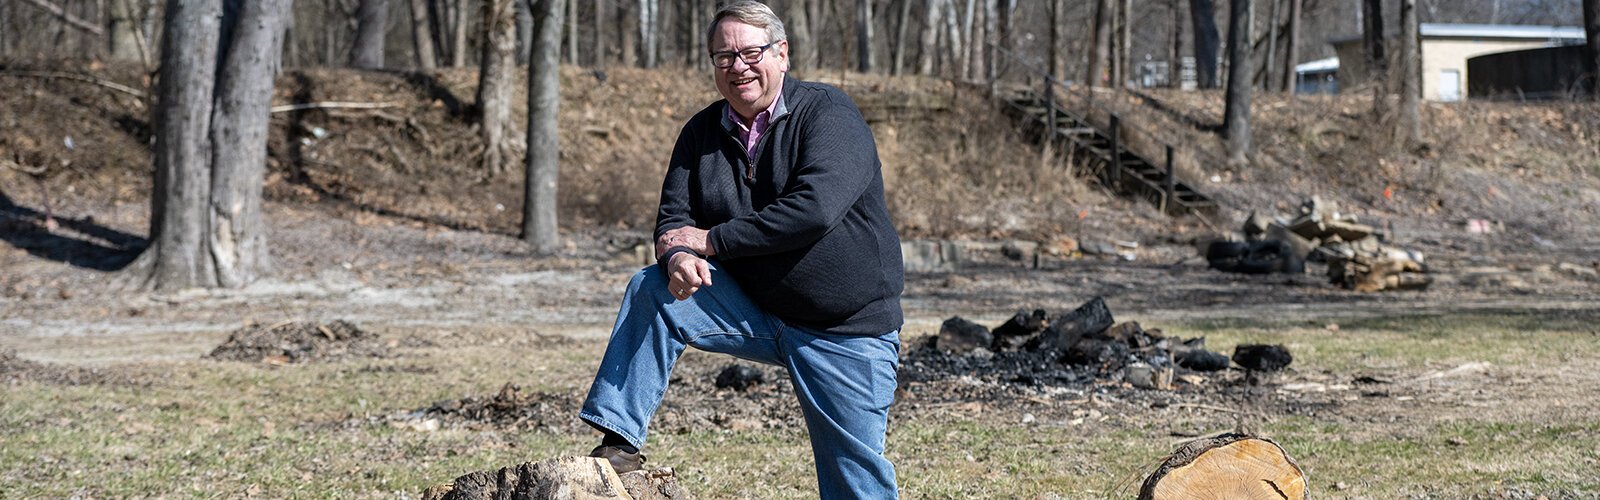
[1210,197,1431,292]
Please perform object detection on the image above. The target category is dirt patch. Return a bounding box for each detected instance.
[2,349,140,386]
[206,320,391,364]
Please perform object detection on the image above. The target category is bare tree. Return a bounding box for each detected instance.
[1189,0,1219,88]
[918,0,944,75]
[891,0,914,75]
[639,0,658,68]
[350,0,390,68]
[1089,0,1111,87]
[478,0,517,175]
[1396,0,1419,147]
[1280,0,1300,92]
[453,0,470,66]
[1223,0,1252,166]
[516,0,532,62]
[107,0,144,62]
[565,0,576,64]
[594,0,608,67]
[787,0,815,75]
[410,0,438,68]
[619,0,637,66]
[1363,0,1386,99]
[1585,0,1599,100]
[125,0,293,291]
[856,0,875,72]
[1170,0,1183,88]
[1263,0,1279,89]
[524,0,564,251]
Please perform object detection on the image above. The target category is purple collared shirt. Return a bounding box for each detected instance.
[726,85,785,161]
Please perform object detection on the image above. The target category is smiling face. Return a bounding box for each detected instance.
[710,19,787,120]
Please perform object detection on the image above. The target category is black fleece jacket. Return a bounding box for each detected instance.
[655,76,903,336]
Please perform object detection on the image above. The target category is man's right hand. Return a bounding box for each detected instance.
[666,252,713,301]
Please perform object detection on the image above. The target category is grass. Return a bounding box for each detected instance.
[4,310,1599,497]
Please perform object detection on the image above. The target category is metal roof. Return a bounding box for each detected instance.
[1329,23,1586,44]
[1294,57,1339,74]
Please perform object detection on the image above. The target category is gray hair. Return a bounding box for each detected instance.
[705,1,787,51]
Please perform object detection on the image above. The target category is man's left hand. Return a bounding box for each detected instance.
[656,226,716,259]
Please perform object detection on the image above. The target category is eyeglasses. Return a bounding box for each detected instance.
[710,41,778,69]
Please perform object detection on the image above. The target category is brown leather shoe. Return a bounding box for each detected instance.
[589,445,645,473]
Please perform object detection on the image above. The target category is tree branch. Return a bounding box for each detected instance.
[19,0,105,36]
[0,70,147,98]
[269,101,399,113]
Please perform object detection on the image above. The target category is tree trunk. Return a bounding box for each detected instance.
[1170,0,1182,88]
[1396,0,1419,148]
[427,0,450,64]
[917,0,942,75]
[452,0,469,66]
[0,1,10,58]
[594,0,607,67]
[127,0,289,291]
[350,0,389,68]
[1047,0,1061,84]
[1138,434,1308,500]
[966,0,985,81]
[891,0,912,75]
[639,0,657,69]
[982,0,997,82]
[516,0,531,63]
[956,0,973,80]
[1362,0,1385,93]
[1089,0,1110,88]
[787,0,814,75]
[107,0,143,61]
[943,0,961,78]
[1118,0,1130,87]
[1189,0,1219,89]
[132,0,225,291]
[855,0,874,72]
[524,0,562,251]
[565,0,576,64]
[410,0,438,69]
[1280,0,1299,92]
[1584,0,1599,100]
[996,0,1015,76]
[1263,0,1278,89]
[619,0,636,67]
[1223,0,1252,166]
[209,0,292,288]
[478,0,517,175]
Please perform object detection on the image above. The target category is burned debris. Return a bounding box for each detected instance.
[206,320,392,364]
[713,364,766,391]
[1207,197,1431,292]
[903,298,1286,391]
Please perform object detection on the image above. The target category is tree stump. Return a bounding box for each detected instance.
[422,456,691,500]
[1138,434,1308,500]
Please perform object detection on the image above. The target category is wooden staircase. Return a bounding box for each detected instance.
[1003,92,1219,217]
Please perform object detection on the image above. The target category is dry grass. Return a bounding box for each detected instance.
[4,311,1598,498]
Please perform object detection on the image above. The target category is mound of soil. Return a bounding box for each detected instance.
[2,349,131,386]
[206,320,388,363]
[420,383,580,432]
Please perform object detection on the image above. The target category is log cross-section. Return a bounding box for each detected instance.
[1138,433,1308,500]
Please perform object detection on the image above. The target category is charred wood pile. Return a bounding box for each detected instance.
[1207,197,1431,292]
[902,297,1291,391]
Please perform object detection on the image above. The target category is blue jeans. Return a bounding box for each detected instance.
[580,262,901,499]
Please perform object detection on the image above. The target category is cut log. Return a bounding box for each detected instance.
[422,456,691,500]
[1138,434,1308,500]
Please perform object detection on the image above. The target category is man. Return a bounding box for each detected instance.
[577,1,904,498]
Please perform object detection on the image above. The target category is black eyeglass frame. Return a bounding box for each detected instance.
[709,41,780,69]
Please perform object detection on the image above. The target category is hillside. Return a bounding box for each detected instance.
[2,59,1598,276]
